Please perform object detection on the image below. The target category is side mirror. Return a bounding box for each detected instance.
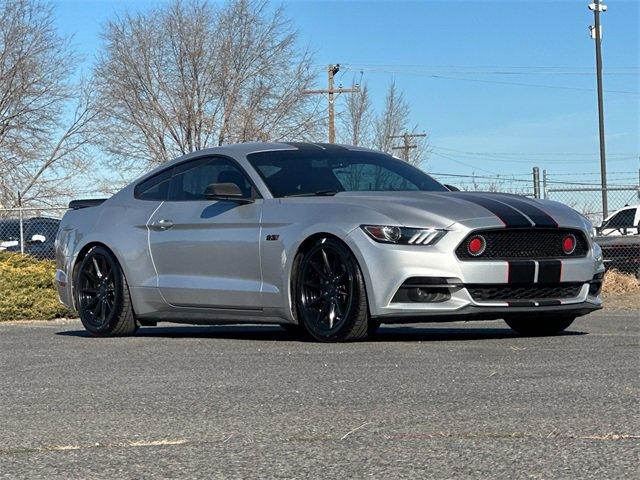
[444,184,460,192]
[204,183,253,204]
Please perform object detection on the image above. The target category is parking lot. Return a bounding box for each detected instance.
[0,312,638,479]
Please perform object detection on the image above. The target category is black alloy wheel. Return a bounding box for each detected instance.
[294,238,369,342]
[75,246,137,336]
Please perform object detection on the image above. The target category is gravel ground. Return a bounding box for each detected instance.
[0,311,638,479]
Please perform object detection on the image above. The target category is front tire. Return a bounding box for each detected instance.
[75,246,138,337]
[292,238,369,342]
[504,316,576,336]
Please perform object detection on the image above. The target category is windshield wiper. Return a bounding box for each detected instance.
[284,190,339,197]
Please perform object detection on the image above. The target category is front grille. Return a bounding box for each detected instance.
[456,228,588,260]
[467,283,584,302]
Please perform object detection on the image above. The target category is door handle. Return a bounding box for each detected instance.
[150,219,174,231]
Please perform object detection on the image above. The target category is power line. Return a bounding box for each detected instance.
[429,146,639,164]
[340,63,638,72]
[341,66,638,95]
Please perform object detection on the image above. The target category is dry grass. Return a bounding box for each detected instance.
[0,252,74,321]
[602,269,640,295]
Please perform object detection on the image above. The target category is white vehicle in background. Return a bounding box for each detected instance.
[596,205,639,237]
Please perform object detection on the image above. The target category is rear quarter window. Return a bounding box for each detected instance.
[135,168,173,201]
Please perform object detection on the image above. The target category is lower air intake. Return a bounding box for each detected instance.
[467,283,583,302]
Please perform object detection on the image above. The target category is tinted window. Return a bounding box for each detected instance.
[247,150,447,197]
[605,209,636,229]
[135,168,173,201]
[169,157,252,201]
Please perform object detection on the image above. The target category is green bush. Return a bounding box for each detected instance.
[0,252,75,321]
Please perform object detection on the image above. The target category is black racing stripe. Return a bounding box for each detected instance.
[538,260,562,284]
[537,299,562,306]
[312,143,350,152]
[285,142,324,151]
[508,301,536,307]
[508,260,536,284]
[450,193,532,228]
[491,195,558,228]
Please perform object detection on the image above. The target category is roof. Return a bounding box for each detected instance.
[132,141,382,188]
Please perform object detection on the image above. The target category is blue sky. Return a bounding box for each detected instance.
[53,0,639,186]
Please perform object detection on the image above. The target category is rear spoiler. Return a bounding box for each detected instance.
[68,199,108,210]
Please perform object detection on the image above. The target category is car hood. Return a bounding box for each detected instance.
[293,191,588,231]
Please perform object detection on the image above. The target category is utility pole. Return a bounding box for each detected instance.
[589,0,608,217]
[390,132,427,161]
[302,64,360,143]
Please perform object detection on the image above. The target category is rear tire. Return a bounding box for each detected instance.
[292,237,369,342]
[75,246,138,337]
[504,316,576,336]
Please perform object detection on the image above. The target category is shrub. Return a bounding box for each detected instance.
[0,252,74,321]
[602,269,640,295]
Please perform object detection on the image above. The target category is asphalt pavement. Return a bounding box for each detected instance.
[0,312,638,479]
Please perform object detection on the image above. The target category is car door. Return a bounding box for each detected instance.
[148,156,263,309]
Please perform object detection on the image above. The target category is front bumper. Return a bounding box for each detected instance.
[345,224,604,320]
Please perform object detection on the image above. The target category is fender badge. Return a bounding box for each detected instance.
[266,234,280,241]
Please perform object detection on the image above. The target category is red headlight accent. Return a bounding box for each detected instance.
[467,235,486,256]
[562,234,576,254]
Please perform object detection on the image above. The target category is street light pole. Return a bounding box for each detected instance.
[589,0,608,217]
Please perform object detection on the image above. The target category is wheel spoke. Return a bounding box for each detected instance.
[321,249,332,276]
[309,260,327,279]
[316,301,330,325]
[100,298,108,321]
[92,257,102,278]
[83,270,99,284]
[95,297,103,320]
[306,296,322,308]
[333,299,343,317]
[328,301,338,329]
[84,295,99,308]
[103,297,112,316]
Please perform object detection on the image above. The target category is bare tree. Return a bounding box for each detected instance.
[339,81,373,147]
[373,81,429,166]
[0,0,95,207]
[373,81,409,154]
[94,0,322,175]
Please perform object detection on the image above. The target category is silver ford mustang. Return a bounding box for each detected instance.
[55,142,604,342]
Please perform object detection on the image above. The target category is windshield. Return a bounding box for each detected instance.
[247,149,447,197]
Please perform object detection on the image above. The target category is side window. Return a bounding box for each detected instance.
[135,168,173,201]
[605,209,636,229]
[169,157,253,201]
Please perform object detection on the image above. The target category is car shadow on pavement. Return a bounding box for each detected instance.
[56,324,587,342]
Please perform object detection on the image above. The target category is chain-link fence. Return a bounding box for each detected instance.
[545,186,640,276]
[0,207,67,261]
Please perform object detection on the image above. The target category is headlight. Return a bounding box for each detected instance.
[361,225,447,245]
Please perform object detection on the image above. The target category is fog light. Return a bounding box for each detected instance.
[562,234,577,254]
[407,287,450,303]
[467,235,486,256]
